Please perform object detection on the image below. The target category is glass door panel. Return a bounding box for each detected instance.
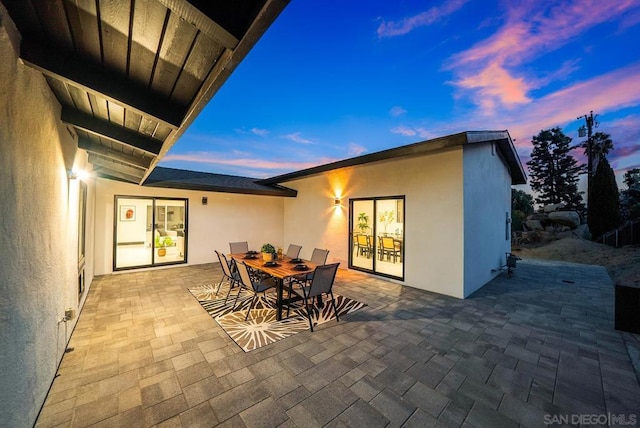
[375,198,403,278]
[154,199,186,264]
[351,200,374,270]
[115,197,153,269]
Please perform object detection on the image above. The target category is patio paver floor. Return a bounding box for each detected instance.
[36,259,640,427]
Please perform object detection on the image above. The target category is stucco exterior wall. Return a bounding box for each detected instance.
[462,143,512,297]
[282,148,466,298]
[94,179,285,275]
[0,7,95,426]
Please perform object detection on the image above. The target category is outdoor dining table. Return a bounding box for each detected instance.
[230,253,319,320]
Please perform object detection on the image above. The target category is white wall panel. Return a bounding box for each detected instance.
[462,143,512,297]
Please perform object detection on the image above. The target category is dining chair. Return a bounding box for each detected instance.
[232,261,278,321]
[229,241,249,254]
[215,250,241,301]
[381,236,400,263]
[287,263,340,331]
[356,234,371,258]
[286,244,302,259]
[292,248,329,285]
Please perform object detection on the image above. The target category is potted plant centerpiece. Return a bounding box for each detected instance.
[379,210,394,236]
[261,243,276,262]
[155,235,173,257]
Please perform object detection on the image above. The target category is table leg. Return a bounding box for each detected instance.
[276,278,283,321]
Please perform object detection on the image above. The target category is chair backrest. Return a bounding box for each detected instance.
[229,241,249,254]
[235,261,254,290]
[286,244,302,259]
[310,248,329,265]
[382,237,395,249]
[357,235,368,246]
[216,250,233,277]
[307,263,340,298]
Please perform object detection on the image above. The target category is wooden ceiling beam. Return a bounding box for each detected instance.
[62,107,162,156]
[93,167,145,184]
[20,38,186,128]
[88,153,146,180]
[77,136,152,169]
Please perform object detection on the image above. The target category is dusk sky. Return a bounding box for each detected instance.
[160,0,640,188]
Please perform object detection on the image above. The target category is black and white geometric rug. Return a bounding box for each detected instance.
[189,282,367,352]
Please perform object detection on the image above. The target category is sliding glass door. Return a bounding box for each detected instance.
[114,196,187,270]
[349,196,404,280]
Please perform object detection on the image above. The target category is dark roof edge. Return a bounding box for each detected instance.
[143,180,298,197]
[258,131,469,185]
[259,130,527,185]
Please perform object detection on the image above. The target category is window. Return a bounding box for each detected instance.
[349,196,404,280]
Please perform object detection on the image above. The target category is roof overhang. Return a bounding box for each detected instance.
[259,130,527,186]
[2,0,289,184]
[143,167,297,197]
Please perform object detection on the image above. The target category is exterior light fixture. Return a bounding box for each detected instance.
[67,169,89,180]
[334,197,341,206]
[202,196,208,205]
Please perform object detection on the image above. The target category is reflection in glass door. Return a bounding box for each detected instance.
[114,196,187,270]
[154,199,186,265]
[349,196,404,280]
[351,200,374,270]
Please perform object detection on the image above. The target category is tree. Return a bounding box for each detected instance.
[581,131,614,158]
[512,189,534,214]
[588,156,622,238]
[621,168,640,220]
[526,128,584,211]
[511,189,534,231]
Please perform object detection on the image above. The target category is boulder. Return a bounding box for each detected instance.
[525,219,544,231]
[528,213,549,221]
[544,203,565,213]
[548,211,580,229]
[574,224,592,240]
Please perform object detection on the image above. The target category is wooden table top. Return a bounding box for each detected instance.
[230,253,317,279]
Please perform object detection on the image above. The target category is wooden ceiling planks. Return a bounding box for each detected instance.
[173,31,225,106]
[150,11,198,102]
[99,0,131,76]
[129,0,168,88]
[63,0,101,62]
[31,0,74,49]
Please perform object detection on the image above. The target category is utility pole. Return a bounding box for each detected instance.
[577,111,597,224]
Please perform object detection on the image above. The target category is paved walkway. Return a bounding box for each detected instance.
[36,259,640,427]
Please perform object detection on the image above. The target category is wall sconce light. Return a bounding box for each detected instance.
[202,196,208,205]
[67,169,88,180]
[334,197,341,206]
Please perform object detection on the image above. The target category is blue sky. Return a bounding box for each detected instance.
[160,0,640,187]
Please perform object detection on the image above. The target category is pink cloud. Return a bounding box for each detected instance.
[377,0,469,38]
[391,126,417,136]
[283,132,313,144]
[447,0,639,113]
[455,60,531,109]
[510,63,640,146]
[347,143,367,156]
